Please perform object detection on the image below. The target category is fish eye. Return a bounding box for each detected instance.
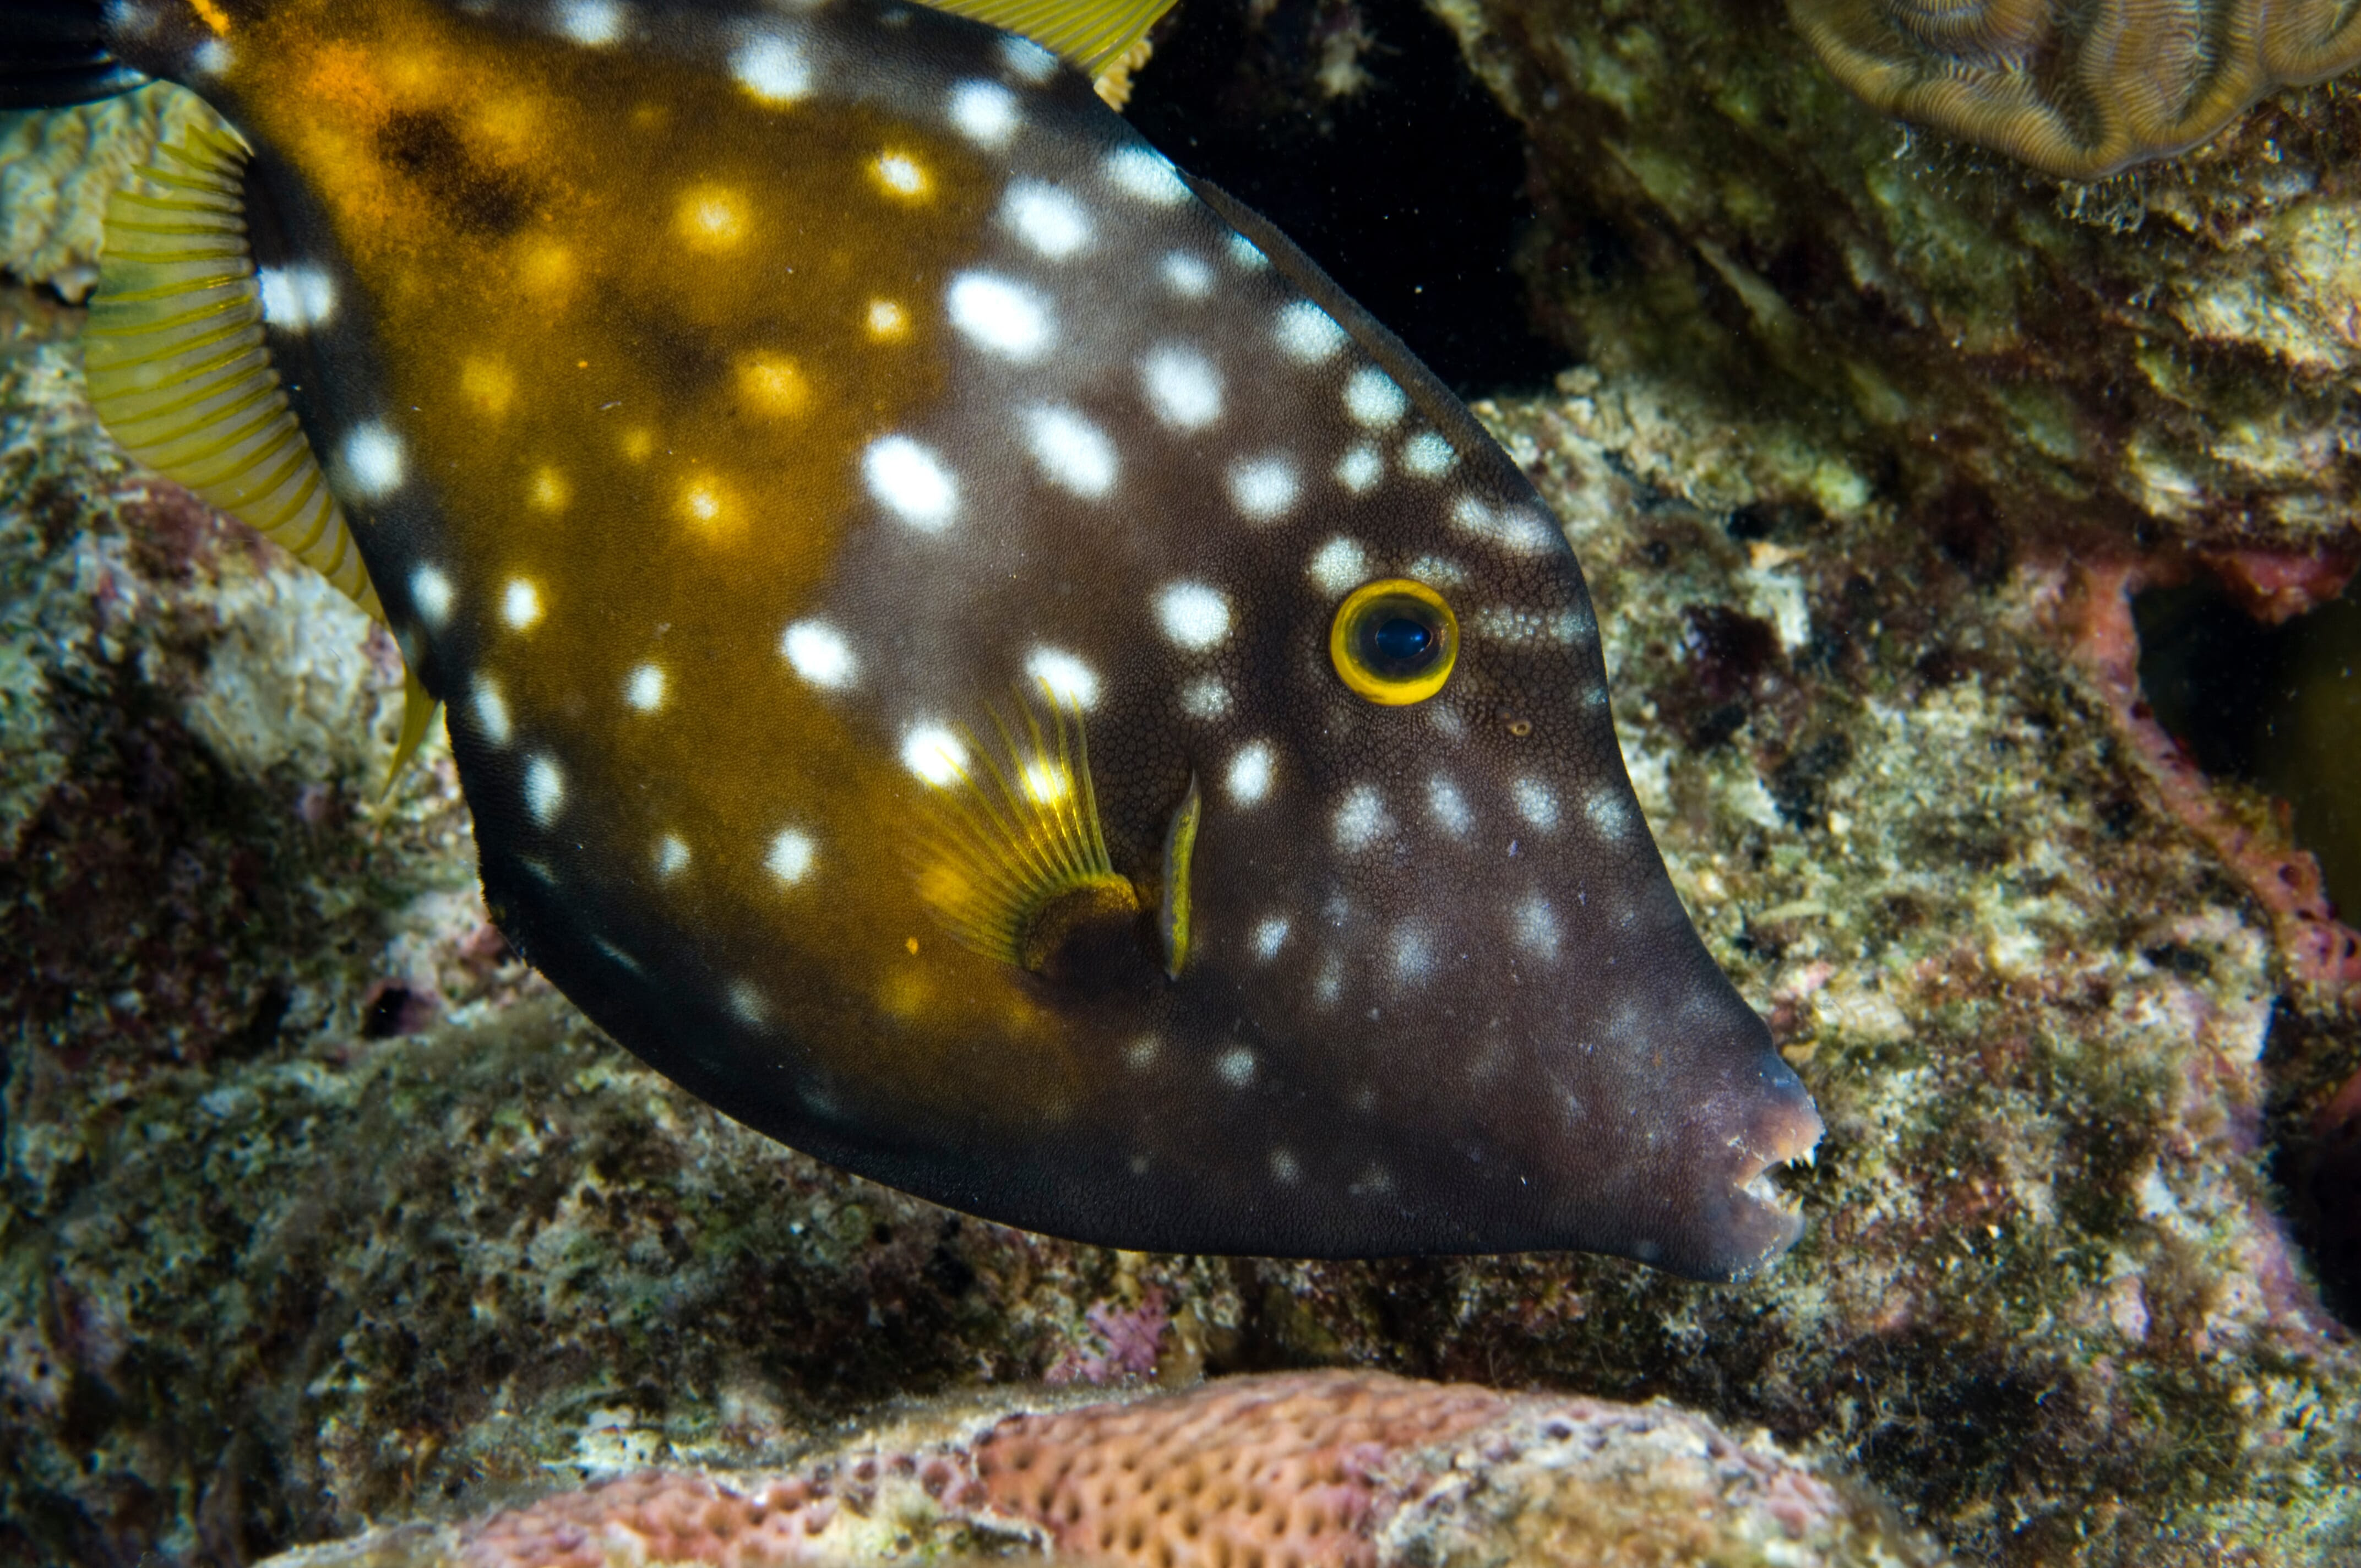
[1330,578,1459,705]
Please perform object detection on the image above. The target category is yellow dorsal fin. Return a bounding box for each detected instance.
[914,0,1176,80]
[84,120,440,786]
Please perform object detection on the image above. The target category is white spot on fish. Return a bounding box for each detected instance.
[901,723,969,786]
[1000,180,1092,258]
[1343,365,1407,427]
[1269,1148,1302,1184]
[1161,251,1214,298]
[188,37,231,75]
[410,565,454,627]
[1513,778,1559,830]
[553,0,623,45]
[1514,895,1560,959]
[1125,1035,1160,1070]
[471,677,512,746]
[258,265,337,330]
[732,34,809,101]
[1226,741,1274,805]
[624,662,666,712]
[1587,791,1636,840]
[502,578,543,630]
[1274,300,1346,362]
[342,422,405,499]
[1215,1046,1257,1087]
[1313,952,1344,1006]
[946,271,1052,361]
[1227,232,1269,269]
[1391,923,1433,982]
[1025,646,1101,709]
[1179,676,1231,718]
[1104,146,1189,205]
[1000,35,1058,83]
[524,754,565,826]
[1335,444,1382,493]
[1452,494,1557,553]
[765,827,816,885]
[1402,431,1456,477]
[1227,454,1299,521]
[1410,554,1467,586]
[873,153,926,195]
[863,435,958,528]
[1308,537,1368,595]
[1156,581,1231,649]
[1140,344,1223,430]
[1333,783,1390,850]
[656,834,689,878]
[1250,916,1290,961]
[781,619,857,688]
[1428,775,1472,837]
[727,981,769,1027]
[1022,405,1117,498]
[947,79,1019,146]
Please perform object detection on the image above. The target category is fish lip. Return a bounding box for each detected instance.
[1723,1084,1825,1262]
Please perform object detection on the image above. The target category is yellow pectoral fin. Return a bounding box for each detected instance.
[911,0,1176,80]
[910,684,1147,978]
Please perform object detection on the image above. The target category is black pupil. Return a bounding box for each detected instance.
[1360,601,1443,678]
[1374,617,1433,662]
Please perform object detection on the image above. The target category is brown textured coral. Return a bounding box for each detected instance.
[1788,0,2361,178]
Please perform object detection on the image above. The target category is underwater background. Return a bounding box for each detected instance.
[2,0,2359,1562]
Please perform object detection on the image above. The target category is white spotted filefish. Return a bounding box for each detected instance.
[13,0,1822,1277]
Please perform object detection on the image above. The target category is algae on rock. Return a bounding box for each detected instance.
[1426,0,2361,551]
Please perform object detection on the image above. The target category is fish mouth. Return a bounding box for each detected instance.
[1723,1086,1825,1264]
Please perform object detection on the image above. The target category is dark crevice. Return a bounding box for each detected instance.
[2131,576,2361,917]
[1125,0,1565,398]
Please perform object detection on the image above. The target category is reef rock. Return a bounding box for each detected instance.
[1428,0,2361,553]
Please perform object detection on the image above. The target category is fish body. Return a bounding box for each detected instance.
[40,0,1820,1276]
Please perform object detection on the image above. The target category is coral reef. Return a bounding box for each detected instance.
[248,1372,1938,1567]
[1790,0,2361,180]
[1428,0,2361,558]
[7,32,2361,1568]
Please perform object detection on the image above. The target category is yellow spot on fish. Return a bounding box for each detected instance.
[867,299,910,340]
[621,427,656,462]
[519,241,575,301]
[460,355,514,417]
[677,183,750,251]
[188,0,232,34]
[882,968,933,1019]
[678,476,737,536]
[528,466,570,512]
[736,352,810,418]
[870,151,931,200]
[905,936,921,955]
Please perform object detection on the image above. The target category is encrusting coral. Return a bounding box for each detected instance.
[254,1372,1940,1568]
[1789,0,2361,178]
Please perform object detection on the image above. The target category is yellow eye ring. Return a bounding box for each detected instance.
[1330,579,1459,705]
